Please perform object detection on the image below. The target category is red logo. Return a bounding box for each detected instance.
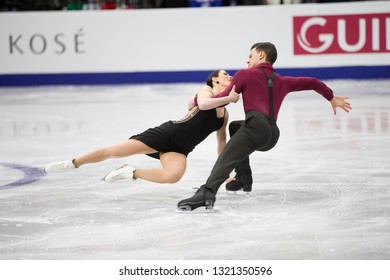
[293,13,390,54]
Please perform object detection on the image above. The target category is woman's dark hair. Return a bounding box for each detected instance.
[251,42,277,65]
[206,70,221,88]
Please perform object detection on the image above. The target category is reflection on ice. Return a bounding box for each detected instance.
[0,120,85,140]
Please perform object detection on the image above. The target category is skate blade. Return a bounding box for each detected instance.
[101,173,110,182]
[226,190,252,195]
[175,206,214,213]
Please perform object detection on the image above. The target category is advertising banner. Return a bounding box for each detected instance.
[0,2,389,86]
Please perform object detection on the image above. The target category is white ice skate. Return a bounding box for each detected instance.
[44,160,76,173]
[102,164,135,183]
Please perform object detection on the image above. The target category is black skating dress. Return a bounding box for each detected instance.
[130,107,225,159]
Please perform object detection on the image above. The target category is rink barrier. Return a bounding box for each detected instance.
[0,1,390,87]
[1,2,389,86]
[1,65,390,87]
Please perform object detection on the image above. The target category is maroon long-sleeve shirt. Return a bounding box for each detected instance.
[214,63,334,120]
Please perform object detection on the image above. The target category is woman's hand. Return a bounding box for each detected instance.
[187,94,196,111]
[228,85,240,103]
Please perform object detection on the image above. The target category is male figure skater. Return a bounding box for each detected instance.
[177,42,352,211]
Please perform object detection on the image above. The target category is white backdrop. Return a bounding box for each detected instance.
[0,2,389,83]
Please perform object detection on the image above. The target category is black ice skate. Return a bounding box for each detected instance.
[225,157,253,193]
[177,187,216,212]
[225,170,252,192]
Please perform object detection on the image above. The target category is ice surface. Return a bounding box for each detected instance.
[0,80,389,260]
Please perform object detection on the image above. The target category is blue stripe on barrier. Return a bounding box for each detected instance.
[1,65,389,87]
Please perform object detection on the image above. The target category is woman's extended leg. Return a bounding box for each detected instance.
[44,139,157,173]
[133,152,187,184]
[73,139,157,167]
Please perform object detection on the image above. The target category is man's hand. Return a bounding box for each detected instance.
[331,95,352,115]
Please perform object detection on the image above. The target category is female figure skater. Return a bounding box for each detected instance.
[44,70,239,184]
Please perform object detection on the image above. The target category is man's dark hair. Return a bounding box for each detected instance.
[251,42,277,65]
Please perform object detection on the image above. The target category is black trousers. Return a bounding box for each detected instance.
[204,110,280,193]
